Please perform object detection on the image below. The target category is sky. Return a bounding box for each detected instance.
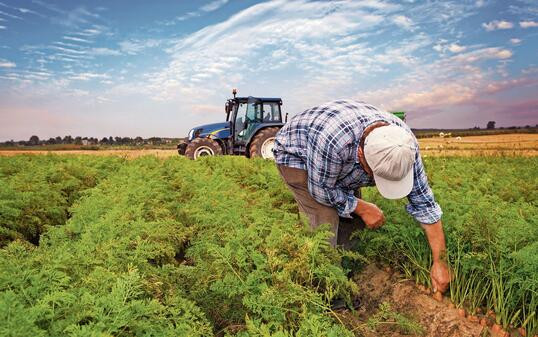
[0,0,537,141]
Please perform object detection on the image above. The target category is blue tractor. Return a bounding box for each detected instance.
[178,89,286,160]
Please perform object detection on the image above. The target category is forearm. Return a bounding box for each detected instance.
[421,220,446,263]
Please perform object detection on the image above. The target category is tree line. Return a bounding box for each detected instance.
[0,135,181,147]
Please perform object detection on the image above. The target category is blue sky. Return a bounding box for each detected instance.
[0,0,537,141]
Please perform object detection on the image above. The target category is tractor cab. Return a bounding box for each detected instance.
[226,95,284,156]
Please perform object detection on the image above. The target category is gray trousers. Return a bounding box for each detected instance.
[277,165,365,249]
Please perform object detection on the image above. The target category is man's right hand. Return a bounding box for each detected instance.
[355,199,385,229]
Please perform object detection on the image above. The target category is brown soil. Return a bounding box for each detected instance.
[339,265,486,337]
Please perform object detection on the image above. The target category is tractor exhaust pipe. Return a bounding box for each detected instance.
[232,88,237,98]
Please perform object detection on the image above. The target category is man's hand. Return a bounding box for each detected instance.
[431,260,451,293]
[355,199,385,229]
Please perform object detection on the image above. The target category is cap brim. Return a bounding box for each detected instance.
[373,168,414,200]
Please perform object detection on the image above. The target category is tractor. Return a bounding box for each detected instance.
[178,89,286,160]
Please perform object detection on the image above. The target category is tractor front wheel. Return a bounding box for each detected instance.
[249,127,280,160]
[177,142,187,156]
[185,138,223,160]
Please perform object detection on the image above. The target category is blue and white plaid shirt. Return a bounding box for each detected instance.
[273,100,442,224]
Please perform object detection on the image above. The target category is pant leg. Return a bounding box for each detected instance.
[277,165,339,247]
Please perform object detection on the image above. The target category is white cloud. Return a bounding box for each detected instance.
[510,38,522,45]
[0,59,16,68]
[448,43,466,53]
[69,72,110,81]
[482,20,513,31]
[119,39,160,55]
[90,47,121,56]
[520,20,538,28]
[475,0,486,7]
[433,42,466,54]
[0,25,5,29]
[63,36,92,43]
[392,15,414,30]
[200,0,229,12]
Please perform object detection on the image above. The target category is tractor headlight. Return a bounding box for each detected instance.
[188,129,194,141]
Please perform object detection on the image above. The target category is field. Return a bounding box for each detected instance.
[0,149,536,336]
[2,133,537,159]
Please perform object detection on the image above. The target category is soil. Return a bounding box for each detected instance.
[339,265,486,337]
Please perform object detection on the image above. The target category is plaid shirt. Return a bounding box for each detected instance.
[273,100,442,224]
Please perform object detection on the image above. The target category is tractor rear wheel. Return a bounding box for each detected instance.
[249,127,280,160]
[185,137,223,160]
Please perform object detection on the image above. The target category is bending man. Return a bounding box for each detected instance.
[273,100,450,293]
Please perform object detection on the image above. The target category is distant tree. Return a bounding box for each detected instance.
[63,135,73,144]
[487,121,496,129]
[524,125,531,129]
[115,136,122,145]
[28,135,40,146]
[74,136,83,145]
[108,136,114,144]
[100,137,109,145]
[55,136,62,144]
[473,126,480,130]
[134,136,143,145]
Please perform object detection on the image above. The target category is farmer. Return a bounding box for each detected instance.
[273,100,450,294]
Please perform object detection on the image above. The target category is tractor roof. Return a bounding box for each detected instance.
[234,96,282,103]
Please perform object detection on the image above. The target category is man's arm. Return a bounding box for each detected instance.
[421,220,450,293]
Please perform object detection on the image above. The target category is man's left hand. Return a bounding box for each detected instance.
[431,261,451,293]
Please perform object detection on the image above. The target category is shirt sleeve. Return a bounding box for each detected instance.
[406,150,443,224]
[305,139,358,218]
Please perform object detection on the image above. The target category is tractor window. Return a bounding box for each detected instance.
[262,103,281,122]
[246,101,262,122]
[235,103,248,138]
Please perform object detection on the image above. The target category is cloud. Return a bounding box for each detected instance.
[482,20,513,31]
[0,25,5,29]
[0,9,22,19]
[89,47,121,56]
[200,0,229,12]
[433,42,466,54]
[119,39,160,55]
[520,20,538,28]
[0,59,16,68]
[510,38,522,45]
[392,15,414,30]
[63,36,92,43]
[69,72,109,81]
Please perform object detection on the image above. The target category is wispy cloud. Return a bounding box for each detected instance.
[510,38,522,45]
[200,0,229,12]
[482,20,513,31]
[520,20,538,28]
[119,39,160,55]
[63,36,92,43]
[392,15,414,31]
[0,9,22,20]
[69,72,109,81]
[162,0,230,24]
[0,59,16,68]
[0,25,5,29]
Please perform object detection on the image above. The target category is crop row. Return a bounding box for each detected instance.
[0,155,357,336]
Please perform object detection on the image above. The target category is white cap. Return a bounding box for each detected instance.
[364,125,417,199]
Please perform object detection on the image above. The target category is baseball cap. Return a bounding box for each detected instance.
[364,125,417,199]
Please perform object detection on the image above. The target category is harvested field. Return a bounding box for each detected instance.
[419,133,538,156]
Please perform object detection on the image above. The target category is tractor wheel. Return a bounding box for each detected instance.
[185,137,223,160]
[177,142,187,156]
[249,127,280,160]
